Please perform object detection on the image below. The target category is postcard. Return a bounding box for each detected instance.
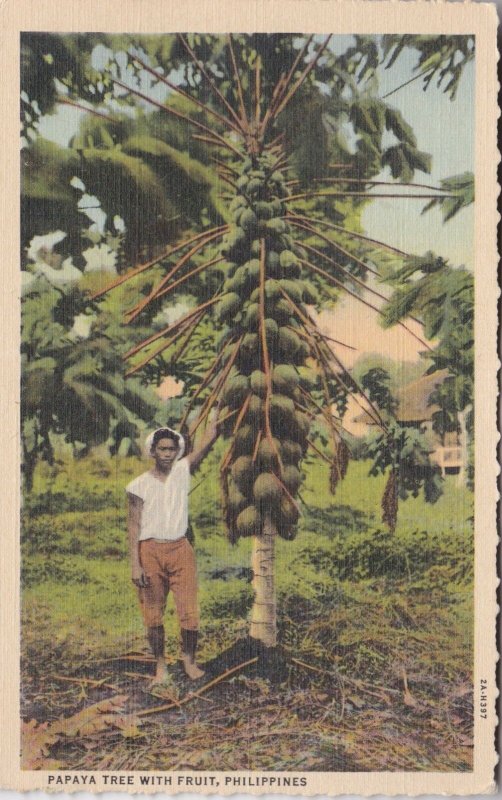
[0,0,498,795]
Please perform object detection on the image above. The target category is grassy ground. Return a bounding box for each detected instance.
[21,450,474,772]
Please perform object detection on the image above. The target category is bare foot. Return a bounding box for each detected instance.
[150,658,169,686]
[181,655,205,680]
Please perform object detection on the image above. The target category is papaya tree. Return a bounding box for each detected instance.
[25,33,473,648]
[381,251,474,487]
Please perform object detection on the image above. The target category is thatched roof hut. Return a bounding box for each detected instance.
[354,369,450,426]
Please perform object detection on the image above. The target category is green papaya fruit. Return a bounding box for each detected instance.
[296,365,317,389]
[282,465,301,493]
[296,339,310,361]
[257,437,282,470]
[266,250,280,275]
[217,292,241,322]
[236,505,261,537]
[270,199,284,216]
[243,302,259,330]
[272,364,300,393]
[293,410,310,442]
[253,472,282,504]
[247,394,264,421]
[281,439,303,464]
[250,370,267,397]
[244,259,260,285]
[277,523,298,541]
[265,218,287,234]
[265,318,279,345]
[278,327,301,359]
[229,196,246,214]
[301,280,319,304]
[279,496,300,524]
[264,279,280,300]
[255,201,274,220]
[231,455,255,491]
[242,332,259,353]
[222,374,249,408]
[279,279,303,304]
[234,423,255,456]
[227,481,248,515]
[270,394,296,419]
[274,299,293,324]
[278,234,294,251]
[280,250,299,269]
[240,208,259,233]
[246,178,263,195]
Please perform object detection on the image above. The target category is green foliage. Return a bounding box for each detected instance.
[381,142,432,183]
[361,367,397,416]
[382,252,474,430]
[382,35,475,100]
[22,116,227,263]
[358,368,443,530]
[21,228,165,489]
[22,556,91,588]
[367,423,443,501]
[421,172,474,221]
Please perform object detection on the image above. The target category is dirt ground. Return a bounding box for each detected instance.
[21,636,473,772]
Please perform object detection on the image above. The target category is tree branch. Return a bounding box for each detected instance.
[177,34,245,131]
[91,226,228,299]
[130,52,242,134]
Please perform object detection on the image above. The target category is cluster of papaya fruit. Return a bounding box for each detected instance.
[215,152,319,542]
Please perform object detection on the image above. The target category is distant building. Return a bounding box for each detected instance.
[352,369,463,477]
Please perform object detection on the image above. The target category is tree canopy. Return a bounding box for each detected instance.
[21,33,474,543]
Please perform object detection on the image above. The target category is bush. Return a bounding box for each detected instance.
[22,555,91,587]
[22,511,127,558]
[201,579,253,619]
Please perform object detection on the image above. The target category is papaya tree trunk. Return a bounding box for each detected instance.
[249,515,277,647]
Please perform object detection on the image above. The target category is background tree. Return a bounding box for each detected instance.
[381,251,474,486]
[360,367,443,532]
[21,224,169,490]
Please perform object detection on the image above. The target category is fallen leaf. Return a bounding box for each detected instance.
[111,713,144,738]
[21,719,62,769]
[52,694,129,737]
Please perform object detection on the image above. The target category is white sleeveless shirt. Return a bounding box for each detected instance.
[126,457,190,541]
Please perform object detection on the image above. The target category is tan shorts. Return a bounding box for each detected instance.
[137,537,199,630]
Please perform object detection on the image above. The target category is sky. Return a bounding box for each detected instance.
[362,46,474,270]
[33,35,475,369]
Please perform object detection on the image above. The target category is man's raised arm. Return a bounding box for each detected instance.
[187,419,219,473]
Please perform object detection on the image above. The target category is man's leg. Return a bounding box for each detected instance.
[180,628,203,679]
[147,624,168,682]
[138,541,169,683]
[169,538,204,680]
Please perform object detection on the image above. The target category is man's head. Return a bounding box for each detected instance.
[150,430,181,472]
[150,428,181,455]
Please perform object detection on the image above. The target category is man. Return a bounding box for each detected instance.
[126,421,218,682]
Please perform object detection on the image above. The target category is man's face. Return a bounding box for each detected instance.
[153,437,179,470]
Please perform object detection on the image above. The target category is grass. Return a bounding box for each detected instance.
[20,450,474,771]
